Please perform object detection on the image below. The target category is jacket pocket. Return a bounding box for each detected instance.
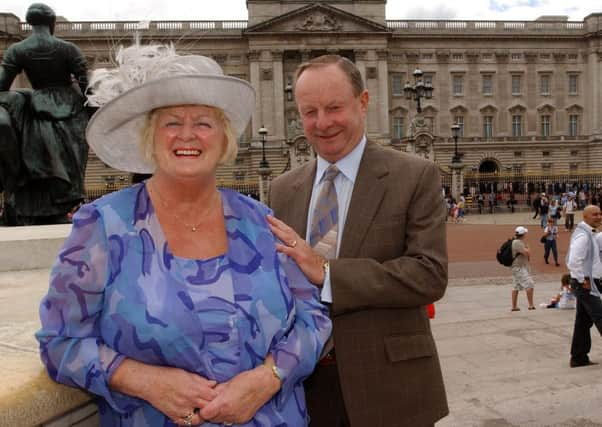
[384,334,435,362]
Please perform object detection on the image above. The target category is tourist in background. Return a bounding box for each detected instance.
[511,226,536,311]
[544,216,560,266]
[564,194,577,232]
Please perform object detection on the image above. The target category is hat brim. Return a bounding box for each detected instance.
[86,74,255,173]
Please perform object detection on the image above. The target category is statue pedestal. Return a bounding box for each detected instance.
[0,225,96,426]
[450,160,465,200]
[0,224,70,271]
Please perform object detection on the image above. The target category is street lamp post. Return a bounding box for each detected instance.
[449,124,464,200]
[257,126,271,203]
[284,81,293,102]
[451,123,461,163]
[404,68,433,114]
[258,125,269,169]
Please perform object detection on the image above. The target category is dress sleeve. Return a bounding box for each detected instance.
[269,239,332,407]
[36,204,143,414]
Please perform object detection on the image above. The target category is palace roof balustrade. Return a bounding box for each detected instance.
[1,18,592,38]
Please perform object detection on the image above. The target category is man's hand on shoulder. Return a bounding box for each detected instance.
[267,215,326,286]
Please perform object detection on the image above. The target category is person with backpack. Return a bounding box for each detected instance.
[511,226,536,311]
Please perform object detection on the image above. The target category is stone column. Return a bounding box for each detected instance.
[588,48,602,137]
[272,50,285,141]
[354,49,368,88]
[248,50,261,138]
[376,49,390,138]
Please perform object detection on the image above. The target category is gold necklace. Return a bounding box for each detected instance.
[149,183,218,232]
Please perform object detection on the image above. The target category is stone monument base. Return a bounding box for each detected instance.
[0,225,97,426]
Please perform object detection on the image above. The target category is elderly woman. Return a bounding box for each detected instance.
[36,45,331,427]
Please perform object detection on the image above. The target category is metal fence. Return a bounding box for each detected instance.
[442,170,602,194]
[441,170,602,211]
[463,170,602,195]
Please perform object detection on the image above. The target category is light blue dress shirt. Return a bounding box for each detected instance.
[305,136,367,303]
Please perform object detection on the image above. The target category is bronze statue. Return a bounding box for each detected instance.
[0,3,89,225]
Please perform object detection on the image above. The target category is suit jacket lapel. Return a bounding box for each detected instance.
[340,143,389,258]
[283,161,316,238]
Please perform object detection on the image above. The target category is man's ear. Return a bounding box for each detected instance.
[359,89,369,113]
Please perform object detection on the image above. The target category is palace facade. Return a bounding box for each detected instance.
[2,0,602,197]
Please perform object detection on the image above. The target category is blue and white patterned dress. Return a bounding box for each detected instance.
[36,183,332,426]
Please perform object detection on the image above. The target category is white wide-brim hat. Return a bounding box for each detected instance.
[515,226,528,236]
[86,46,255,173]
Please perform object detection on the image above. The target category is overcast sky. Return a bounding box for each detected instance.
[1,1,600,22]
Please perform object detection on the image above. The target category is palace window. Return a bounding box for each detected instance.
[568,74,578,95]
[391,73,404,96]
[541,115,551,137]
[511,75,522,95]
[569,115,579,136]
[512,115,523,137]
[392,116,405,139]
[540,75,551,96]
[452,75,463,96]
[483,116,493,139]
[482,75,493,95]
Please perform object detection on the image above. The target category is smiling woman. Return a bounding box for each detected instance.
[35,43,332,427]
[140,104,237,173]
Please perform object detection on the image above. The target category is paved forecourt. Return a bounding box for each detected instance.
[438,209,602,426]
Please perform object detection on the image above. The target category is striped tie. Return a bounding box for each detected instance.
[310,164,340,259]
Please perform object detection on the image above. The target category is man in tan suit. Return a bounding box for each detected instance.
[267,55,448,426]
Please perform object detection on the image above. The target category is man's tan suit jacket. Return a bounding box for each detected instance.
[269,142,449,426]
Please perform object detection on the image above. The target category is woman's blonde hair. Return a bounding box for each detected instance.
[139,105,238,168]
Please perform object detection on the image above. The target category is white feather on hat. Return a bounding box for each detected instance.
[85,43,255,173]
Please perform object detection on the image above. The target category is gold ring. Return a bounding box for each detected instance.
[290,239,297,248]
[183,412,194,426]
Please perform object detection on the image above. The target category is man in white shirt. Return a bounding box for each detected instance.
[566,205,602,367]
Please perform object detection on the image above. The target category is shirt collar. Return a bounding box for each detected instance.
[315,135,367,185]
[579,221,597,233]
